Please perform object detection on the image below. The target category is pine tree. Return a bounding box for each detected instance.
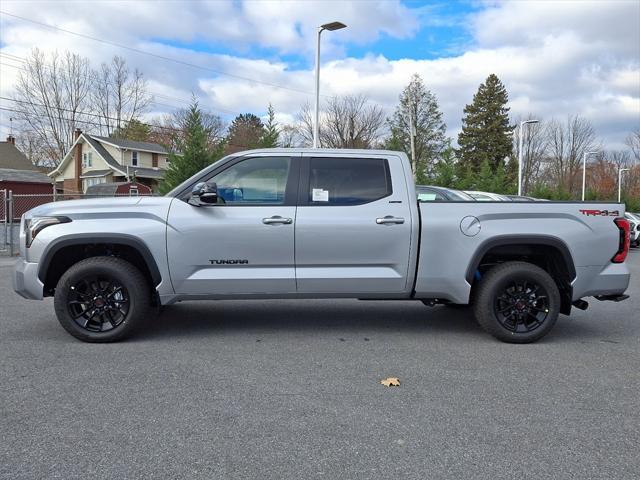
[159,101,222,194]
[387,74,448,181]
[457,74,514,173]
[225,113,264,154]
[111,119,151,141]
[260,104,279,147]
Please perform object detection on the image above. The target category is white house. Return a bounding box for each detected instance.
[50,129,171,193]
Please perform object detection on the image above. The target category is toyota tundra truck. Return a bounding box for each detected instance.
[13,149,631,343]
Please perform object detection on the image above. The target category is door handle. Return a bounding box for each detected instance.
[263,216,293,225]
[376,215,405,225]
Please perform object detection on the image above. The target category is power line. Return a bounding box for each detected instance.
[0,55,243,117]
[0,105,264,150]
[0,10,320,98]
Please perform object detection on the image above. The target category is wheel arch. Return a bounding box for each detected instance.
[466,235,576,315]
[39,234,162,297]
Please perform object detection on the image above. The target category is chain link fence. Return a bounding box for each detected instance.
[1,191,156,256]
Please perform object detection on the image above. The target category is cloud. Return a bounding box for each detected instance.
[0,0,638,150]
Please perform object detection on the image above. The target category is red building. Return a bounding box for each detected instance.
[0,135,54,218]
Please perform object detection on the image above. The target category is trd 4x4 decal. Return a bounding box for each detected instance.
[579,209,620,217]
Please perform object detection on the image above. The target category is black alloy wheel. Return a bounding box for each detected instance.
[67,275,130,332]
[54,256,152,342]
[493,280,550,334]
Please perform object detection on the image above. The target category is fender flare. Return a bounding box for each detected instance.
[38,233,162,286]
[465,234,577,284]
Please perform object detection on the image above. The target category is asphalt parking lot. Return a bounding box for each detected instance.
[1,251,639,480]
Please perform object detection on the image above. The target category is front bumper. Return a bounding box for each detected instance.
[13,257,44,300]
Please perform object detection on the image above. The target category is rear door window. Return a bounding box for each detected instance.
[307,157,392,205]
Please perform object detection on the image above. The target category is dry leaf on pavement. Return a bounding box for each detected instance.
[380,377,400,387]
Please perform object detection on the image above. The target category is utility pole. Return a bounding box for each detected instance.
[618,167,629,203]
[313,22,346,148]
[582,150,599,201]
[517,119,539,196]
[408,108,417,180]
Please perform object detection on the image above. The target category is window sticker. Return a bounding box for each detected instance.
[312,188,329,202]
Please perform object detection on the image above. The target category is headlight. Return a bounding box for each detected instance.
[25,216,71,247]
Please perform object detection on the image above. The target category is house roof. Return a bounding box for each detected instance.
[86,182,152,196]
[80,169,112,178]
[0,142,37,171]
[83,135,126,173]
[114,166,165,180]
[0,167,52,184]
[89,135,169,154]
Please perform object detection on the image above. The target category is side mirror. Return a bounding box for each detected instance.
[189,181,219,206]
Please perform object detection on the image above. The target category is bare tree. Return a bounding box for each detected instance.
[149,106,226,152]
[91,56,152,136]
[296,95,385,148]
[626,128,640,164]
[512,115,547,195]
[12,49,93,164]
[15,129,56,167]
[279,124,302,148]
[544,115,597,195]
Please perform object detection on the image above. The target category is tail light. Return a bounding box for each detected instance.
[612,218,630,263]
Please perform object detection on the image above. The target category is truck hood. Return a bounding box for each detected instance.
[24,196,174,220]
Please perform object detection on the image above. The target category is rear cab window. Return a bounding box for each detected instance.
[305,157,392,206]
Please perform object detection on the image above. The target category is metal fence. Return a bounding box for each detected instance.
[1,191,156,256]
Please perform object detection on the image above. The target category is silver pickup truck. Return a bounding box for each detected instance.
[13,149,631,343]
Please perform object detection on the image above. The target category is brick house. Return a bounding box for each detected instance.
[49,129,170,193]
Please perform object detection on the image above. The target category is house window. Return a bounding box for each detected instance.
[129,186,139,197]
[131,151,139,166]
[82,152,93,168]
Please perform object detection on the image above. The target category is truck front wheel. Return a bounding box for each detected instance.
[473,261,560,343]
[54,256,152,342]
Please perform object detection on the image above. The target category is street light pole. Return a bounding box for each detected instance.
[582,150,599,201]
[313,21,346,148]
[517,119,539,196]
[618,167,630,203]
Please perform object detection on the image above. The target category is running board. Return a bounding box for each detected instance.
[594,294,630,302]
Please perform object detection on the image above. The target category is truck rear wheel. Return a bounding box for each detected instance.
[473,261,560,343]
[54,256,152,342]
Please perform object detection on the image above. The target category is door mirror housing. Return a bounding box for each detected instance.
[189,181,219,206]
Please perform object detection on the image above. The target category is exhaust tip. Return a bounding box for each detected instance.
[572,299,589,311]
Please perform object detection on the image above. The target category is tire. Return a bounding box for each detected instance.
[54,256,152,342]
[473,261,560,343]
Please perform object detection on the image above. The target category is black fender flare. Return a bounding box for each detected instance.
[38,233,162,286]
[465,234,577,284]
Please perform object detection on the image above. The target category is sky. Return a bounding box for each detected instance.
[0,0,638,150]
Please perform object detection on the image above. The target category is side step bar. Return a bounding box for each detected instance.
[594,294,630,302]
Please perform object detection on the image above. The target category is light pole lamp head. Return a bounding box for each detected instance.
[320,21,347,32]
[522,119,539,126]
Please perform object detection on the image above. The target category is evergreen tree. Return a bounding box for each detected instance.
[225,113,264,154]
[260,104,279,147]
[111,119,151,141]
[457,74,514,173]
[387,74,448,181]
[431,144,457,188]
[159,101,223,194]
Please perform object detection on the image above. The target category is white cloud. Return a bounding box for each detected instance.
[0,0,638,149]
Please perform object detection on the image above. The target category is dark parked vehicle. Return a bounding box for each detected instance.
[416,185,475,202]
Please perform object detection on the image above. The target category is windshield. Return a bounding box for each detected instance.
[445,189,475,201]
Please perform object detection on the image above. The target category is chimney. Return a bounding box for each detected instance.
[74,128,82,140]
[6,135,15,145]
[74,136,83,193]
